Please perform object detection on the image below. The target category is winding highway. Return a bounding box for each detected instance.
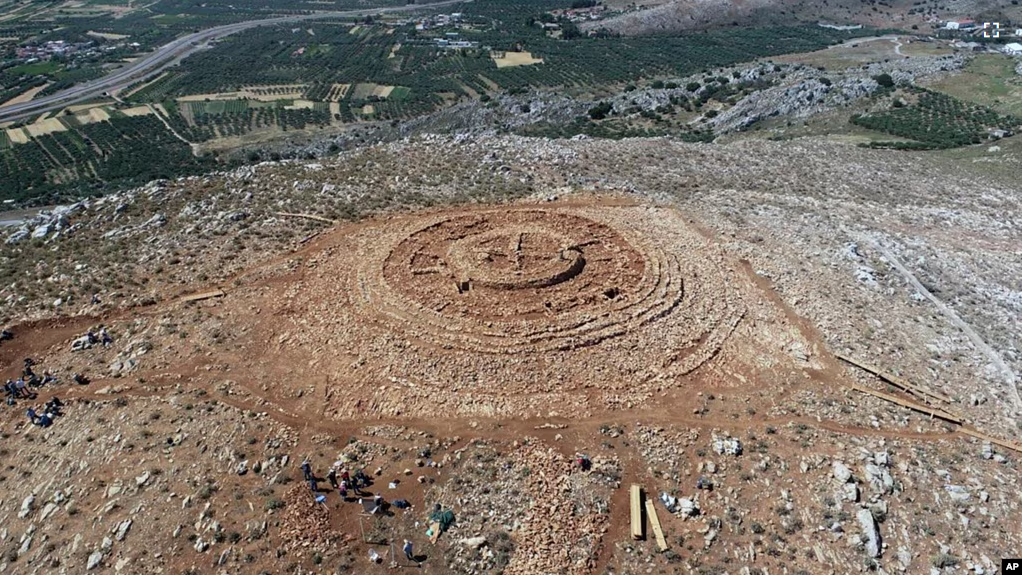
[0,0,466,124]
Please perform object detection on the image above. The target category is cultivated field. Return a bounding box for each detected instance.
[176,84,310,103]
[325,83,351,102]
[492,50,545,68]
[350,82,397,100]
[0,83,51,108]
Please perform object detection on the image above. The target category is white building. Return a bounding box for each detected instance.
[1003,42,1023,55]
[944,19,976,30]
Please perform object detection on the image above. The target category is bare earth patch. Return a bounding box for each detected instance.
[492,51,544,68]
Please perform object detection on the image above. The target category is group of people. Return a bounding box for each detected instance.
[5,357,75,429]
[71,327,113,351]
[26,397,63,427]
[300,459,423,567]
[301,460,374,502]
[4,358,58,405]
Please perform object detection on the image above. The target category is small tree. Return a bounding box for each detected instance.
[587,101,613,120]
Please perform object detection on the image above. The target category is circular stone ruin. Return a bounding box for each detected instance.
[284,201,749,417]
[349,206,742,366]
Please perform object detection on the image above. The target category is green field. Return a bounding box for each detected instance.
[851,87,1021,150]
[150,13,194,23]
[926,54,1022,116]
[0,0,891,204]
[304,43,333,57]
[0,115,221,204]
[389,86,411,100]
[183,99,252,116]
[8,61,61,75]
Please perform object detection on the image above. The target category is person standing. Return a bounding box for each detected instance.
[403,539,419,566]
[327,467,339,490]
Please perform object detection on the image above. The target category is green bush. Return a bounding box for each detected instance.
[587,101,613,120]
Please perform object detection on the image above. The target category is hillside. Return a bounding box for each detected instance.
[0,132,1020,574]
[579,0,1020,36]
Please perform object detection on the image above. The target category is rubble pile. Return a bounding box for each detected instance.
[276,486,350,554]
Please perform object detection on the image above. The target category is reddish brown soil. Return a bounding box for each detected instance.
[1,195,1017,575]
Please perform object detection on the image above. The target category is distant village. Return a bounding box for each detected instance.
[401,2,618,48]
[938,19,1023,55]
[409,12,481,49]
[10,38,141,66]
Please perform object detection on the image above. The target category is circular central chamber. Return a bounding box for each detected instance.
[445,227,585,291]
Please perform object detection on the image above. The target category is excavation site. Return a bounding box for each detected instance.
[0,135,1019,575]
[264,199,750,421]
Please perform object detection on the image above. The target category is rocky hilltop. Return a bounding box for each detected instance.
[0,133,1019,575]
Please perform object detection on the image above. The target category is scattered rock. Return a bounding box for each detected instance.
[842,484,859,503]
[712,436,742,456]
[981,442,993,459]
[857,508,881,558]
[18,536,31,557]
[945,485,970,502]
[460,536,488,549]
[832,461,853,483]
[87,551,104,570]
[40,502,58,521]
[115,519,132,541]
[18,495,35,519]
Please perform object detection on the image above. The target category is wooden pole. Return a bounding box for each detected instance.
[847,383,961,424]
[276,211,337,224]
[178,289,225,304]
[629,484,643,540]
[958,427,1022,453]
[645,498,668,551]
[836,353,953,404]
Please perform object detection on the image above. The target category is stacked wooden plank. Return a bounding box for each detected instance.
[645,498,668,551]
[630,484,643,540]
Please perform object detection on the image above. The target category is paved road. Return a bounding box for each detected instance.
[0,0,465,123]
